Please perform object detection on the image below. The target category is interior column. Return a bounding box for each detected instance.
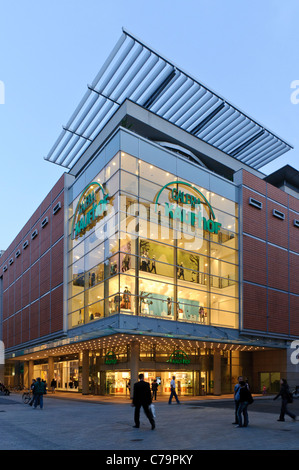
[129,341,140,398]
[48,356,54,390]
[213,349,221,395]
[82,349,90,395]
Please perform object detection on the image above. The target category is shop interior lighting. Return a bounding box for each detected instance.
[18,332,268,361]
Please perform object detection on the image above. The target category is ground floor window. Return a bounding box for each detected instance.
[106,371,131,395]
[55,360,79,391]
[33,360,79,392]
[33,363,49,383]
[259,372,281,394]
[105,370,199,396]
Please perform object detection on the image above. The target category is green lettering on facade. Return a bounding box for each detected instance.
[71,182,110,240]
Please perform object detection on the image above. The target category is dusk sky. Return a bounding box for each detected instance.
[1,0,298,250]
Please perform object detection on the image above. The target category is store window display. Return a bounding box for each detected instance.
[67,152,239,330]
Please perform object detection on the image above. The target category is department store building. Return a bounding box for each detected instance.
[1,30,299,397]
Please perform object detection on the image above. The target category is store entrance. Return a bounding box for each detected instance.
[104,370,195,397]
[106,371,131,396]
[158,371,194,396]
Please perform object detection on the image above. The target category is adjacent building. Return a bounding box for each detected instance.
[1,30,298,397]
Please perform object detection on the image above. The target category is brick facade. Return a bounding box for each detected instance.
[0,174,65,349]
[241,169,299,337]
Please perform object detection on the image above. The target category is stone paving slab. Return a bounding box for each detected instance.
[0,393,298,452]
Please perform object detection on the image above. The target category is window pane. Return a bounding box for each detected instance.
[209,193,237,216]
[69,293,84,314]
[105,171,119,197]
[139,161,175,186]
[87,262,105,286]
[88,300,104,321]
[105,153,119,180]
[210,259,238,281]
[177,249,208,276]
[68,309,84,328]
[210,309,238,329]
[139,278,174,300]
[121,152,137,174]
[85,245,105,272]
[210,242,238,264]
[120,170,138,195]
[139,178,161,203]
[139,239,174,265]
[211,293,238,313]
[109,276,119,297]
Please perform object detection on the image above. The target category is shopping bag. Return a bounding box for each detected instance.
[149,403,156,418]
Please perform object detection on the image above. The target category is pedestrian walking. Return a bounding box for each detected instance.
[151,379,158,400]
[29,379,36,406]
[236,381,253,427]
[32,377,46,409]
[132,374,155,430]
[168,376,180,404]
[232,376,243,424]
[50,378,57,393]
[274,378,297,422]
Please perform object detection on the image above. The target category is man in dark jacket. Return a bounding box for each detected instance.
[274,378,297,422]
[33,377,46,409]
[132,374,155,430]
[236,381,252,427]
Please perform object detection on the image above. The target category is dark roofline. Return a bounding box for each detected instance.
[264,164,299,191]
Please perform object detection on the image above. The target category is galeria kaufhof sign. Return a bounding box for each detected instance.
[155,181,222,235]
[71,179,222,240]
[72,182,110,239]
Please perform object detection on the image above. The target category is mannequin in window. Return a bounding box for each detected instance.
[150,255,156,274]
[167,297,172,316]
[122,253,130,272]
[141,298,152,315]
[114,294,122,311]
[177,262,184,280]
[141,252,147,271]
[145,250,150,272]
[199,306,206,324]
[123,286,131,309]
[110,260,117,275]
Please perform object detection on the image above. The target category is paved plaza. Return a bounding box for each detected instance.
[0,392,299,453]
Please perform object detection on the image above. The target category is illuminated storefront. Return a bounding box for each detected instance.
[67,151,239,331]
[1,29,298,396]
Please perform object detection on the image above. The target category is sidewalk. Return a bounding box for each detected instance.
[34,390,268,404]
[1,391,297,451]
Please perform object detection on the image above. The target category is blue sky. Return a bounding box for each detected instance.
[0,0,299,251]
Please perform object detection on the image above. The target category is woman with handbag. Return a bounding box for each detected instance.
[274,378,297,422]
[236,381,253,427]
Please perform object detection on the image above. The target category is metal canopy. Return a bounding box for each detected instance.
[45,28,292,171]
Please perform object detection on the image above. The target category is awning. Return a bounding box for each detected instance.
[45,28,292,171]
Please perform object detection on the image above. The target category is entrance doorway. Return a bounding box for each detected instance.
[104,370,194,396]
[138,371,194,396]
[260,372,280,394]
[106,371,130,395]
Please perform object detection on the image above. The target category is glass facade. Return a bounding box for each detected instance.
[67,150,239,330]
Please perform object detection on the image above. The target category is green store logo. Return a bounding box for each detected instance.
[154,181,222,235]
[105,351,117,365]
[72,182,110,239]
[167,349,191,364]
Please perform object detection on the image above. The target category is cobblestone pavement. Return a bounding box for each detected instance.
[0,392,298,452]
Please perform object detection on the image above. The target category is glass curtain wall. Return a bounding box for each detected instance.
[67,151,239,329]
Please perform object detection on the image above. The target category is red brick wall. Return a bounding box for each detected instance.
[241,169,299,338]
[243,235,267,285]
[0,174,65,349]
[242,188,267,239]
[243,283,267,331]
